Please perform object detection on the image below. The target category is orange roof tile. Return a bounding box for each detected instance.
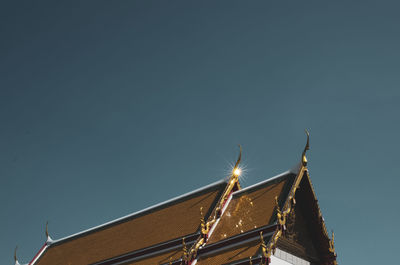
[196,239,261,265]
[35,181,227,265]
[125,248,182,265]
[207,172,295,244]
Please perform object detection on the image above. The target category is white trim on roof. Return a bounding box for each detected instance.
[29,244,47,265]
[233,170,292,196]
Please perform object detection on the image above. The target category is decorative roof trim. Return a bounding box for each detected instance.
[28,244,47,265]
[232,170,293,197]
[199,231,273,259]
[260,163,308,263]
[262,163,337,264]
[302,170,337,264]
[198,225,277,258]
[207,193,233,239]
[186,145,244,261]
[91,233,199,265]
[51,178,227,244]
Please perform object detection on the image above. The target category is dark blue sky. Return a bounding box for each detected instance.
[1,1,399,264]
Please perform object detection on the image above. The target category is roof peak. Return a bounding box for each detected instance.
[233,170,295,197]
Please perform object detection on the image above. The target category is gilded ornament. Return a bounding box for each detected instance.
[302,129,310,166]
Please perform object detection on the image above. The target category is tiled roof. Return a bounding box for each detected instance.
[34,180,227,265]
[196,238,264,265]
[207,172,296,244]
[125,248,182,265]
[22,163,336,265]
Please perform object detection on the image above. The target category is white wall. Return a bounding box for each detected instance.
[271,255,293,265]
[270,248,310,265]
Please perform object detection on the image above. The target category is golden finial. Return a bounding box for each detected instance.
[301,129,310,166]
[259,232,268,258]
[169,257,172,265]
[249,256,253,265]
[14,246,18,262]
[182,237,188,262]
[329,230,336,253]
[231,144,242,177]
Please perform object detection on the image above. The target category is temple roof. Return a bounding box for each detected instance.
[18,138,337,265]
[125,248,182,265]
[207,171,296,244]
[32,180,227,265]
[196,238,264,265]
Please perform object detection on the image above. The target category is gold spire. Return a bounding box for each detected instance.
[230,144,242,190]
[301,129,310,166]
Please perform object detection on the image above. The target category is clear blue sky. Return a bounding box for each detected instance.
[1,1,399,264]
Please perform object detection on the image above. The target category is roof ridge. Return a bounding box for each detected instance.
[232,170,294,196]
[51,178,228,245]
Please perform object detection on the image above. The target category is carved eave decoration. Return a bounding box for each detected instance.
[187,145,243,261]
[262,130,337,265]
[329,231,338,265]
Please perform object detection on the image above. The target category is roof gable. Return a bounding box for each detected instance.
[283,171,336,263]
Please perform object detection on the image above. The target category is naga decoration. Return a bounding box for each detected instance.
[260,232,268,258]
[181,238,188,263]
[329,230,338,265]
[260,197,295,264]
[199,207,211,237]
[221,144,242,205]
[275,196,292,229]
[187,145,243,262]
[329,230,336,254]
